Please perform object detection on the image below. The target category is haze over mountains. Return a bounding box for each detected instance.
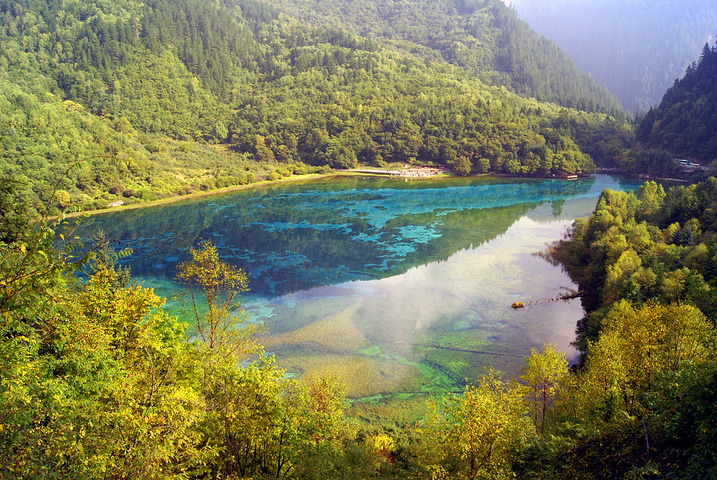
[509,0,717,112]
[259,0,623,113]
[636,43,717,162]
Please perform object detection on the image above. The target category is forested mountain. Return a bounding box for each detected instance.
[260,0,624,115]
[510,0,717,112]
[636,43,717,162]
[0,0,630,216]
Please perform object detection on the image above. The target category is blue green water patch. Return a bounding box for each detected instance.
[73,174,644,298]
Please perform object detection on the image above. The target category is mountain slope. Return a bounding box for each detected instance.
[636,43,717,162]
[0,0,628,216]
[260,0,624,116]
[510,0,717,112]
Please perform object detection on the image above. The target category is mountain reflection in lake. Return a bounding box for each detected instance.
[75,174,644,399]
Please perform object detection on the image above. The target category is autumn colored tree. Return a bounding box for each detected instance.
[197,356,290,479]
[425,370,534,479]
[571,301,715,429]
[176,240,258,355]
[520,343,569,434]
[0,217,206,478]
[285,373,355,479]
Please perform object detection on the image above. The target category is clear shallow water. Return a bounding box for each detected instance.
[75,174,644,399]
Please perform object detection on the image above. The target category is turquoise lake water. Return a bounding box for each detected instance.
[75,174,644,398]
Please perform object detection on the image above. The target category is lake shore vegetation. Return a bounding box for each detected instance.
[3,176,717,477]
[1,0,633,219]
[3,0,717,477]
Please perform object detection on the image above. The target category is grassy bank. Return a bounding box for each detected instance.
[63,164,461,219]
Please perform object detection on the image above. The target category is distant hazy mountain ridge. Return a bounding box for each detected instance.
[510,0,717,112]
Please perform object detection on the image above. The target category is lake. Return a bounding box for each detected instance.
[74,174,644,400]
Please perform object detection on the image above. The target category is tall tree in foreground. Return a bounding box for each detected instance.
[0,215,207,477]
[424,370,534,479]
[520,344,569,434]
[176,240,259,355]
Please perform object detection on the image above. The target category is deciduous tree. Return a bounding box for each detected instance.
[176,240,258,355]
[520,343,569,434]
[426,370,533,479]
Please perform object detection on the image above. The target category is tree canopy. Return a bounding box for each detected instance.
[636,42,717,162]
[4,177,717,478]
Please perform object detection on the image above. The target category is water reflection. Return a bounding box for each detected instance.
[74,174,645,399]
[76,175,622,296]
[253,215,585,397]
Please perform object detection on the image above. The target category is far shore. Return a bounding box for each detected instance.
[63,167,457,219]
[60,165,646,220]
[64,172,329,219]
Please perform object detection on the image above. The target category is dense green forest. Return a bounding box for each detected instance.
[3,178,717,478]
[544,178,717,477]
[511,0,717,112]
[636,43,717,162]
[588,43,717,178]
[258,0,624,114]
[0,0,630,217]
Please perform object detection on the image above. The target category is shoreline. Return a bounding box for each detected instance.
[63,168,458,219]
[63,172,329,219]
[62,167,618,220]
